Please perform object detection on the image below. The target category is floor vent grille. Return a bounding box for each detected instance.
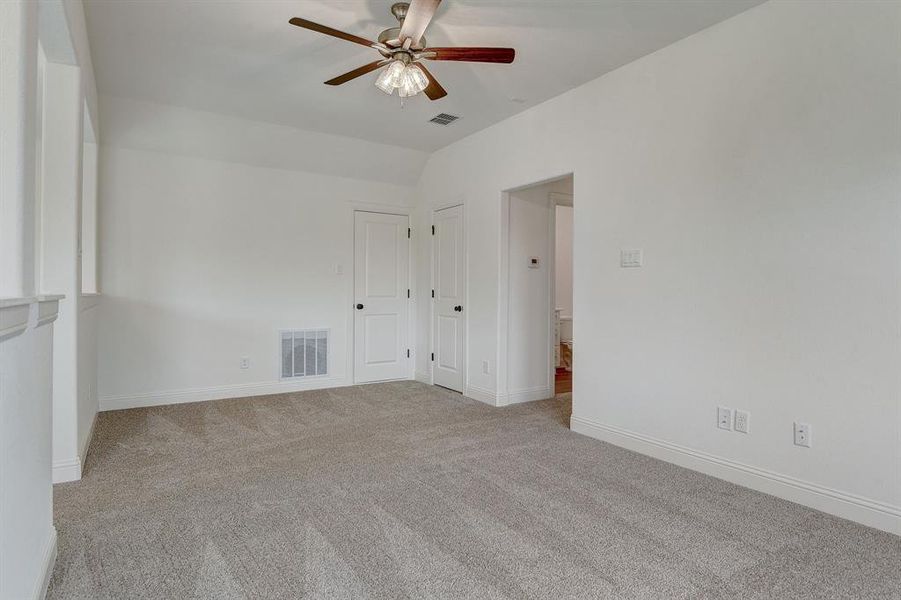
[429,113,460,126]
[281,329,328,379]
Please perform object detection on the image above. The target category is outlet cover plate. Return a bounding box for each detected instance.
[734,410,750,434]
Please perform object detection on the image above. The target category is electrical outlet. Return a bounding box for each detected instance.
[794,422,812,447]
[734,410,750,434]
[717,406,733,431]
[240,357,250,370]
[482,360,490,375]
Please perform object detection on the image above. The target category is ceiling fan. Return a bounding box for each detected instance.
[289,0,515,101]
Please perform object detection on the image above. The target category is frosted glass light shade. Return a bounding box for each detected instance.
[398,64,429,98]
[375,60,406,95]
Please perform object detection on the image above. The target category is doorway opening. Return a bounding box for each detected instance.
[498,173,573,408]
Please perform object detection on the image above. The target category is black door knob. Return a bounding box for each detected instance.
[356,303,364,310]
[454,305,463,312]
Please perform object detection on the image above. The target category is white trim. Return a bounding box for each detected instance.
[570,415,901,536]
[0,302,31,339]
[463,383,497,406]
[99,376,350,412]
[497,173,574,406]
[79,409,98,466]
[549,192,573,206]
[498,385,554,406]
[496,192,510,402]
[31,527,57,600]
[414,370,432,384]
[348,201,413,216]
[0,296,36,308]
[36,297,61,327]
[431,194,466,212]
[546,194,557,397]
[54,351,97,486]
[52,457,81,484]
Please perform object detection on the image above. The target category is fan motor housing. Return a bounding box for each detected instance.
[381,3,427,49]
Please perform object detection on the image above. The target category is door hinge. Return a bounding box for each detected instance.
[431,352,434,361]
[407,289,410,298]
[431,225,435,235]
[431,289,435,298]
[407,349,410,358]
[407,227,411,239]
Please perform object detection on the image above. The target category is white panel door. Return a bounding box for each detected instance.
[354,211,410,383]
[432,205,464,392]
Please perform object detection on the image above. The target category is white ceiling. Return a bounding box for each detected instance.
[84,0,764,152]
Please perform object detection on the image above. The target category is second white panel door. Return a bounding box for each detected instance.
[354,211,410,383]
[433,205,464,392]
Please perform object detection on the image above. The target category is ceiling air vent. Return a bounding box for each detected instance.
[429,113,460,126]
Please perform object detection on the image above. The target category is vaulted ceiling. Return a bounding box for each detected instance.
[84,0,764,152]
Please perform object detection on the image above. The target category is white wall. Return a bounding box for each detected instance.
[40,61,86,483]
[555,205,573,320]
[100,96,427,188]
[414,1,900,533]
[0,2,58,598]
[97,124,418,409]
[0,305,58,600]
[81,137,98,294]
[504,182,556,404]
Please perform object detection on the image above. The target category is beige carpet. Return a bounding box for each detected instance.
[49,382,899,599]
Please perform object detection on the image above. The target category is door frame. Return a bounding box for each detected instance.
[548,191,574,391]
[429,202,467,391]
[349,204,414,384]
[497,173,574,406]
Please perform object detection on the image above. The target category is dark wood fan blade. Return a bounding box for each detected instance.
[422,47,515,63]
[399,0,441,47]
[289,17,376,49]
[324,60,389,86]
[415,63,447,100]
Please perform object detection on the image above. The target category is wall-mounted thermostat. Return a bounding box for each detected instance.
[620,248,643,268]
[528,256,540,268]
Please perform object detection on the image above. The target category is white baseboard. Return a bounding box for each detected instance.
[52,457,81,484]
[497,385,553,406]
[32,526,57,600]
[52,412,98,485]
[464,383,497,406]
[570,415,901,536]
[99,376,350,411]
[79,410,97,464]
[414,370,432,385]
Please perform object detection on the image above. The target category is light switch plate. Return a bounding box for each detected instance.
[717,406,733,431]
[620,248,643,268]
[794,422,812,447]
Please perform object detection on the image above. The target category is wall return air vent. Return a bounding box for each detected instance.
[429,113,460,126]
[281,329,328,379]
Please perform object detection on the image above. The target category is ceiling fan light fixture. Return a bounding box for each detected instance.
[375,59,407,94]
[402,63,429,96]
